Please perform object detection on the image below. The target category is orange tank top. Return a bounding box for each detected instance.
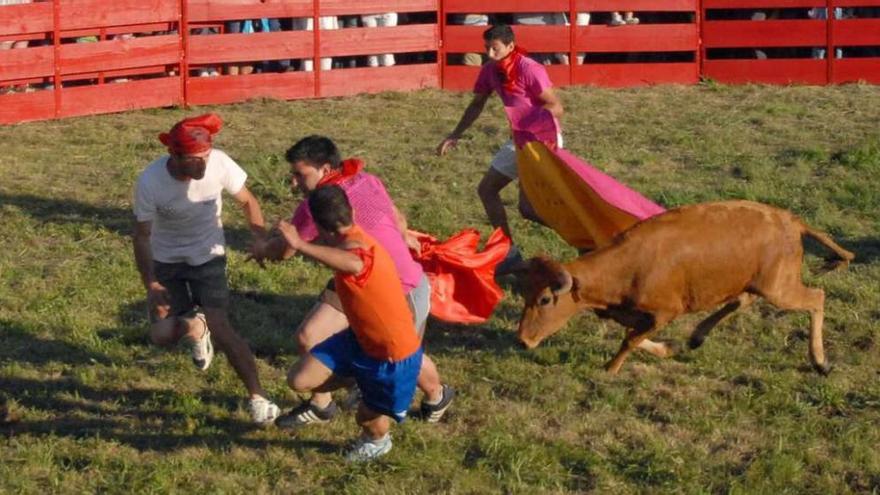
[335,225,421,361]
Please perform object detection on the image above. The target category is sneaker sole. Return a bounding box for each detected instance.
[275,405,337,429]
[347,442,393,462]
[192,335,213,371]
[275,415,331,429]
[191,316,213,371]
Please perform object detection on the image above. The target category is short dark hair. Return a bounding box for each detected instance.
[308,185,353,232]
[285,135,342,169]
[483,24,515,45]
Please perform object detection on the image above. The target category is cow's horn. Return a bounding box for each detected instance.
[551,269,573,296]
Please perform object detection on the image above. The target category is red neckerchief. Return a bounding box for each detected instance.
[317,158,364,187]
[496,45,528,94]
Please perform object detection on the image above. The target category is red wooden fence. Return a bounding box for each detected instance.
[702,0,880,84]
[442,0,700,90]
[1,1,878,125]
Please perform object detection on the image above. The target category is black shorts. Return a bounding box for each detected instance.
[152,256,229,318]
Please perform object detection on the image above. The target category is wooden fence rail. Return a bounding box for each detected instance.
[1,0,878,124]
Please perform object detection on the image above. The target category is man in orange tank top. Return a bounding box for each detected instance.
[276,185,436,462]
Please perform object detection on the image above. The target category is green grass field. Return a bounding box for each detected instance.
[1,83,878,494]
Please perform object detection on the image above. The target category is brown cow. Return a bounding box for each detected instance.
[516,200,854,375]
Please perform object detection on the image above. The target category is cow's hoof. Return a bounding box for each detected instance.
[813,361,832,376]
[604,362,622,375]
[688,335,705,350]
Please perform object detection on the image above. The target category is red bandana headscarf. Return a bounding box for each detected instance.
[159,113,223,155]
[317,158,365,187]
[496,45,528,93]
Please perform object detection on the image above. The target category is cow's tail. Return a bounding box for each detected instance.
[801,223,855,272]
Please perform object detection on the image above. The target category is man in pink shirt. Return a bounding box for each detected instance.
[437,24,564,273]
[251,136,454,427]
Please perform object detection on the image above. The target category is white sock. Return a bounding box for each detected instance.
[424,386,444,405]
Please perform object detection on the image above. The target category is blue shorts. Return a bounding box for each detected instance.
[311,330,423,423]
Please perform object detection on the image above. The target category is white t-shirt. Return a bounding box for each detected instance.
[134,149,247,266]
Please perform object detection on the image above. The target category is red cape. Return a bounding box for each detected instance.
[410,228,510,324]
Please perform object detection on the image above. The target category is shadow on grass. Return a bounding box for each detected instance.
[0,319,112,367]
[424,309,521,358]
[0,376,336,454]
[0,191,257,252]
[840,236,880,265]
[104,289,316,365]
[424,323,519,358]
[0,320,334,454]
[0,315,334,455]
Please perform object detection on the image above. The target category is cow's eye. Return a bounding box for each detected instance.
[539,295,552,306]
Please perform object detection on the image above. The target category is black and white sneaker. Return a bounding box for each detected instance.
[275,400,339,429]
[190,312,213,371]
[420,384,455,423]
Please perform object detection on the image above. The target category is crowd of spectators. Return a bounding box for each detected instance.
[706,7,880,60]
[448,11,691,66]
[3,5,880,95]
[0,0,39,94]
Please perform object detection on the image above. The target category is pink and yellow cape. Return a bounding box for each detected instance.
[508,102,665,249]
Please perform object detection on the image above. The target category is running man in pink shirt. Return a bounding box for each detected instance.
[250,136,454,426]
[437,24,565,273]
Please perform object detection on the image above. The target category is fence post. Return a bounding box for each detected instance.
[313,0,321,98]
[180,0,190,107]
[697,0,704,82]
[51,0,61,117]
[826,0,834,85]
[569,0,576,86]
[438,0,446,90]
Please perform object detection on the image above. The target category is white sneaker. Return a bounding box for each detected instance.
[190,313,213,371]
[249,397,281,426]
[346,434,392,463]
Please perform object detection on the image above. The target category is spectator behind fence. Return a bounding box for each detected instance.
[574,13,590,64]
[189,27,220,77]
[291,16,338,71]
[337,15,360,68]
[265,18,291,72]
[450,13,489,66]
[0,0,33,93]
[610,11,639,26]
[361,12,397,67]
[225,19,264,75]
[809,8,849,59]
[512,12,569,65]
[224,19,290,74]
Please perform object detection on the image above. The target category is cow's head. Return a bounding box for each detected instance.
[516,256,583,349]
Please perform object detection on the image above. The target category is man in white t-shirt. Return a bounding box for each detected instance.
[132,113,280,425]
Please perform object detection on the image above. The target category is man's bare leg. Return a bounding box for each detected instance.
[202,307,268,400]
[295,301,350,408]
[477,168,515,240]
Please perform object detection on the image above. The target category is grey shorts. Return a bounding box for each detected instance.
[151,256,229,320]
[321,273,432,338]
[490,135,565,179]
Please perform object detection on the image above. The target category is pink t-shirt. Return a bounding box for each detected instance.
[474,56,561,148]
[292,172,423,292]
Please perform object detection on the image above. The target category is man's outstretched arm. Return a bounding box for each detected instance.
[437,92,491,156]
